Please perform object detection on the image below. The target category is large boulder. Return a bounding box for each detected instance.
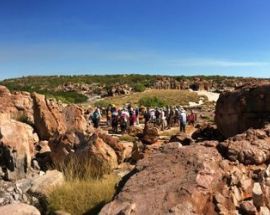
[215,84,270,138]
[100,144,223,215]
[75,134,118,169]
[63,105,88,132]
[0,86,34,123]
[49,132,118,169]
[49,131,85,165]
[31,93,66,140]
[0,203,40,215]
[0,119,39,180]
[141,125,159,144]
[98,133,134,163]
[30,170,64,197]
[218,126,270,165]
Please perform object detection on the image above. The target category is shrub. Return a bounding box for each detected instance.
[138,96,166,107]
[133,83,146,92]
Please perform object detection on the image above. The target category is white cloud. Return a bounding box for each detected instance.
[170,58,269,67]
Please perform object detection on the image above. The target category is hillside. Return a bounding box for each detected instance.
[0,74,269,104]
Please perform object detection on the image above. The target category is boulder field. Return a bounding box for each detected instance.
[1,84,270,214]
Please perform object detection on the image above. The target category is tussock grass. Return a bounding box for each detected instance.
[48,156,119,215]
[48,175,118,215]
[59,156,111,181]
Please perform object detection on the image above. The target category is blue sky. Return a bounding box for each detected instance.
[0,0,270,79]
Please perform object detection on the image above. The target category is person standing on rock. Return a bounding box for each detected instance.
[179,107,187,133]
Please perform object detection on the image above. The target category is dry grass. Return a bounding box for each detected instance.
[47,156,119,215]
[48,175,118,215]
[59,155,111,181]
[95,89,201,107]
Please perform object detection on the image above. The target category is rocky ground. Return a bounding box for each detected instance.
[1,83,270,214]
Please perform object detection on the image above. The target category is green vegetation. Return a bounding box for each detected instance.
[133,83,146,92]
[46,91,88,104]
[0,74,259,104]
[47,156,119,215]
[139,96,166,107]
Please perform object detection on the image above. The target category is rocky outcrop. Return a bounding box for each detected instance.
[48,131,84,165]
[49,132,118,169]
[215,84,270,138]
[100,144,223,215]
[63,105,88,132]
[218,126,270,165]
[76,134,118,169]
[107,84,132,97]
[30,170,64,197]
[0,203,40,215]
[98,133,134,163]
[31,93,66,140]
[0,86,34,123]
[0,119,39,180]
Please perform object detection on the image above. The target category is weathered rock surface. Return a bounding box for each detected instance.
[0,86,34,123]
[98,133,134,163]
[100,144,223,215]
[32,93,66,140]
[0,203,40,215]
[30,170,64,197]
[0,119,39,180]
[63,104,88,132]
[218,126,270,165]
[215,84,270,138]
[49,131,82,165]
[49,132,118,169]
[76,134,118,169]
[141,125,159,144]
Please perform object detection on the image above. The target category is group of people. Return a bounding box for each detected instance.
[90,104,197,133]
[143,106,196,133]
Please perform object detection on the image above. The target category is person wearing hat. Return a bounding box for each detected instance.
[179,107,187,133]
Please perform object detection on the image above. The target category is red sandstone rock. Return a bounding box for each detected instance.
[100,144,223,215]
[0,119,39,180]
[215,84,270,138]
